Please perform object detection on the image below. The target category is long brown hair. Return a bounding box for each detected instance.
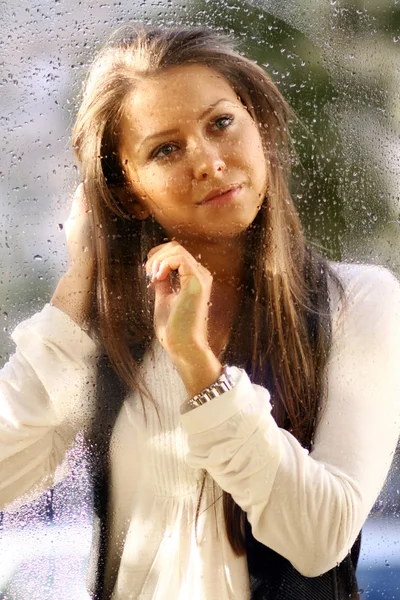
[72,24,340,556]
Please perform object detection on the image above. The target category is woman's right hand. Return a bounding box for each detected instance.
[64,182,95,274]
[50,184,96,329]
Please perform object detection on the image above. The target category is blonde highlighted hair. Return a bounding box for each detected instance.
[72,24,340,555]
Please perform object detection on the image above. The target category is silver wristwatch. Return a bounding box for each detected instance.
[180,365,236,414]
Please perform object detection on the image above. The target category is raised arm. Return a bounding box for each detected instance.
[0,185,98,510]
[50,183,95,328]
[0,305,99,510]
[180,264,400,576]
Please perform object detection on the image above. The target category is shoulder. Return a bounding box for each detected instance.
[328,261,400,307]
[329,261,400,293]
[327,261,400,342]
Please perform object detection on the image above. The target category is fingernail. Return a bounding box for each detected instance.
[145,272,152,286]
[141,259,147,269]
[151,263,158,281]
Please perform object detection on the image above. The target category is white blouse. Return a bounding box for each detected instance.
[0,262,400,600]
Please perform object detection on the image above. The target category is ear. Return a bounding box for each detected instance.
[129,198,151,221]
[116,186,151,221]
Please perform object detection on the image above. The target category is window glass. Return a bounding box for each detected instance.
[1,1,399,597]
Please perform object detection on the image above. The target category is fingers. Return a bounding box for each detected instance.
[63,183,95,270]
[146,240,180,260]
[145,242,209,289]
[145,242,200,276]
[145,242,213,358]
[145,240,179,275]
[64,183,90,240]
[71,183,91,219]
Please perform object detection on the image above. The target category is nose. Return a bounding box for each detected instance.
[190,139,226,180]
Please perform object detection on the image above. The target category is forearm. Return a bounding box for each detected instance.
[180,266,400,577]
[50,263,95,330]
[180,374,366,577]
[171,347,223,398]
[1,305,98,509]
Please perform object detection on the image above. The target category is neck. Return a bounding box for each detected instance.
[172,232,246,288]
[176,234,246,337]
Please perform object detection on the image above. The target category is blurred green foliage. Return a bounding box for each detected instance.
[176,0,400,261]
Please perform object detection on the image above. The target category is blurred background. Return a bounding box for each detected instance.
[0,0,399,598]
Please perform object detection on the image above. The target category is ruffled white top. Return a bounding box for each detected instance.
[1,263,400,600]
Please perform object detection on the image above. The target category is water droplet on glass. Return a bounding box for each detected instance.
[33,254,42,261]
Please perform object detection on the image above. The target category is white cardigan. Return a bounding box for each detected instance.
[0,263,400,600]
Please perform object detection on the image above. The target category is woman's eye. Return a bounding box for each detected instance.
[152,143,178,159]
[213,115,234,130]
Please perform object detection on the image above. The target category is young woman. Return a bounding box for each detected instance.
[1,25,400,600]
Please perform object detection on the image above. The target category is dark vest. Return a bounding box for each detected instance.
[86,353,361,600]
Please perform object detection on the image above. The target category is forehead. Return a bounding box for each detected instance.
[120,64,239,140]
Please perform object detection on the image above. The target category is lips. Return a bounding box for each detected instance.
[199,184,242,205]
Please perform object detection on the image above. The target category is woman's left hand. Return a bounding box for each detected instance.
[145,241,213,364]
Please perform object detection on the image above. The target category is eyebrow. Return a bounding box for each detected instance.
[138,98,233,149]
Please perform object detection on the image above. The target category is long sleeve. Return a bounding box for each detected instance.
[0,303,99,510]
[180,264,400,577]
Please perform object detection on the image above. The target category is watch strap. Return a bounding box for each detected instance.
[180,365,236,414]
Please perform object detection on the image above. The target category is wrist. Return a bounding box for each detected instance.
[50,267,95,329]
[180,365,236,415]
[172,347,223,398]
[66,260,95,280]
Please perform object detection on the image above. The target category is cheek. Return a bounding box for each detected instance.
[153,166,190,196]
[138,168,184,206]
[248,125,265,156]
[250,131,267,171]
[232,119,263,155]
[133,167,162,194]
[235,130,266,172]
[245,131,268,190]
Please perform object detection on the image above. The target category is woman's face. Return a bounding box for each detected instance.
[118,63,268,241]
